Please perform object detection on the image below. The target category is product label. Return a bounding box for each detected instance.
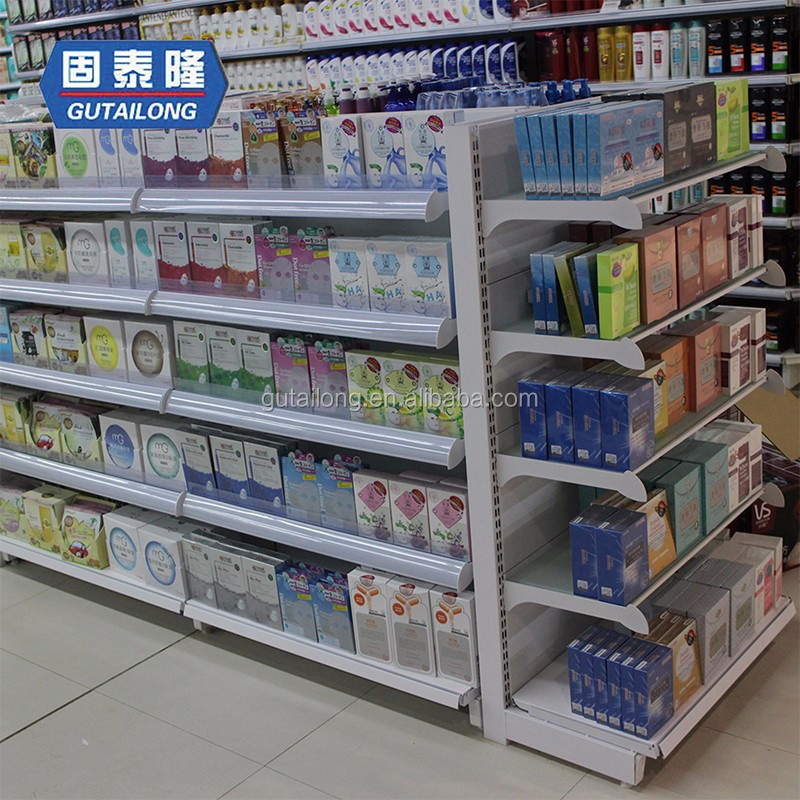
[60,134,90,178]
[130,329,165,377]
[109,527,137,571]
[146,433,181,480]
[89,325,119,371]
[145,541,177,586]
[104,424,135,469]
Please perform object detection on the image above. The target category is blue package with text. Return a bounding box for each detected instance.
[606,638,645,729]
[633,643,674,738]
[596,508,650,605]
[572,111,588,196]
[567,624,606,713]
[572,250,600,338]
[592,631,631,724]
[540,114,562,195]
[530,252,547,332]
[209,434,251,507]
[545,370,585,462]
[601,376,655,472]
[276,562,320,642]
[579,628,620,720]
[584,103,638,198]
[621,641,656,735]
[556,113,575,197]
[572,373,614,468]
[526,114,549,198]
[514,116,537,198]
[282,451,321,525]
[316,456,359,534]
[176,429,217,499]
[570,503,617,598]
[518,367,564,459]
[311,570,356,652]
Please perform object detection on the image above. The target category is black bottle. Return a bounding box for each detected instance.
[769,15,790,72]
[769,87,787,141]
[749,167,771,215]
[728,18,748,73]
[750,88,769,141]
[770,171,788,217]
[749,16,767,72]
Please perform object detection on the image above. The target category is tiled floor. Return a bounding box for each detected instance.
[1,560,798,800]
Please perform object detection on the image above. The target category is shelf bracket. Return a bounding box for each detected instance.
[763,259,787,287]
[763,146,787,173]
[764,368,787,395]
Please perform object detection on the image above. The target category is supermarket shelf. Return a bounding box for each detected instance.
[0,187,137,212]
[591,73,799,93]
[0,536,184,614]
[763,216,800,229]
[136,187,449,222]
[185,600,479,708]
[166,390,465,467]
[0,448,182,515]
[482,149,785,234]
[0,362,168,412]
[0,45,11,55]
[149,291,457,348]
[0,81,21,92]
[0,279,153,314]
[496,372,784,500]
[750,141,800,156]
[511,596,796,761]
[13,68,42,80]
[503,483,782,632]
[727,284,800,301]
[182,494,473,591]
[491,262,779,370]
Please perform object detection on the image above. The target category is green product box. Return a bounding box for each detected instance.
[381,353,423,432]
[207,325,243,388]
[655,461,702,556]
[596,242,640,340]
[420,355,463,438]
[173,321,210,386]
[715,79,750,160]
[238,329,275,396]
[0,222,27,280]
[670,439,730,535]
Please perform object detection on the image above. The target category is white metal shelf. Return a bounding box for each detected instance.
[12,68,42,80]
[591,73,799,93]
[166,390,465,467]
[182,494,472,591]
[0,448,182,515]
[750,141,800,156]
[482,149,785,234]
[727,284,800,301]
[0,187,136,212]
[0,81,21,92]
[491,262,780,370]
[763,216,800,229]
[503,483,784,631]
[496,372,783,500]
[0,280,153,314]
[0,536,184,613]
[511,596,796,765]
[185,599,479,708]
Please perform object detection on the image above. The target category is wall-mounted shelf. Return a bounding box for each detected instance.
[727,284,800,301]
[0,280,153,314]
[591,73,799,93]
[0,187,136,212]
[763,216,800,229]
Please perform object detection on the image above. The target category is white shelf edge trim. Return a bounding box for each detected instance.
[184,600,479,708]
[0,280,154,314]
[0,536,184,613]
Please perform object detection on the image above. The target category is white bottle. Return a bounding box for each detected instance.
[265,59,276,90]
[378,0,394,31]
[306,56,320,90]
[341,54,355,84]
[294,57,307,89]
[390,49,405,81]
[197,10,213,40]
[246,2,262,46]
[274,57,286,89]
[365,51,379,82]
[255,60,266,90]
[318,0,334,38]
[304,1,319,39]
[354,52,368,84]
[260,2,275,43]
[460,0,475,24]
[427,0,443,26]
[378,50,392,82]
[392,0,410,30]
[633,28,651,80]
[363,0,378,33]
[234,3,248,48]
[245,60,257,90]
[409,0,426,29]
[442,0,459,27]
[404,49,420,80]
[318,57,330,89]
[281,1,301,40]
[222,5,236,50]
[211,7,225,47]
[236,61,247,90]
[669,23,688,79]
[418,46,432,77]
[329,54,343,88]
[688,22,706,78]
[347,0,364,33]
[333,0,348,35]
[272,2,285,42]
[650,27,669,79]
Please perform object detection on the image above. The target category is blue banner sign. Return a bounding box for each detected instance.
[40,40,229,129]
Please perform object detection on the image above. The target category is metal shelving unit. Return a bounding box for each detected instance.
[763,216,800,229]
[591,73,799,93]
[0,280,153,314]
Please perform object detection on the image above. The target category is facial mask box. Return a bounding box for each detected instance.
[656,616,701,711]
[596,508,650,605]
[130,218,159,289]
[349,568,395,663]
[89,129,119,187]
[0,475,38,541]
[206,325,243,389]
[362,113,407,190]
[220,221,259,297]
[277,110,323,185]
[572,373,615,469]
[23,486,77,554]
[44,312,89,374]
[307,338,348,416]
[291,227,332,306]
[61,496,116,568]
[173,321,209,387]
[102,506,161,582]
[592,631,632,725]
[666,319,721,412]
[518,367,563,460]
[208,111,246,187]
[595,242,640,340]
[0,222,27,280]
[316,456,359,534]
[404,239,455,319]
[208,433,249,506]
[154,220,191,292]
[403,110,455,190]
[124,319,175,388]
[366,239,407,314]
[99,408,146,480]
[175,128,210,186]
[427,478,470,562]
[390,472,435,552]
[329,237,369,311]
[140,421,187,491]
[103,218,135,288]
[210,543,249,616]
[0,127,17,189]
[54,128,99,186]
[117,129,145,187]
[381,354,422,432]
[282,450,320,525]
[600,376,655,473]
[632,642,674,738]
[21,222,68,282]
[430,588,478,687]
[352,469,392,541]
[321,114,364,189]
[420,356,462,438]
[539,114,561,196]
[84,315,128,381]
[694,425,752,509]
[311,570,356,652]
[26,399,65,461]
[566,625,606,714]
[569,504,618,599]
[271,335,311,399]
[525,114,549,198]
[714,541,774,632]
[138,522,188,599]
[584,103,637,198]
[731,531,783,605]
[346,350,384,426]
[242,547,286,630]
[176,427,217,499]
[711,309,751,395]
[1,387,35,446]
[671,439,730,533]
[255,225,296,303]
[244,439,288,513]
[640,334,689,426]
[714,305,766,382]
[142,129,178,187]
[239,328,275,397]
[387,578,435,674]
[181,531,222,606]
[242,109,283,184]
[277,563,319,642]
[186,220,224,291]
[60,403,105,467]
[701,560,755,655]
[9,125,58,188]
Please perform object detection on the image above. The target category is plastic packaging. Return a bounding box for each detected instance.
[614,25,632,82]
[651,24,669,79]
[688,20,706,78]
[597,27,615,83]
[633,25,651,81]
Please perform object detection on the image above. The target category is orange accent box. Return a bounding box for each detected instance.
[665,319,722,412]
[682,202,730,291]
[640,334,689,425]
[670,216,704,307]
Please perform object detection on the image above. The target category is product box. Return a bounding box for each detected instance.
[0,128,18,188]
[581,629,623,720]
[209,542,248,616]
[620,641,658,735]
[632,643,674,738]
[566,624,606,714]
[271,335,311,399]
[389,473,432,552]
[570,503,618,599]
[60,403,105,467]
[175,128,210,185]
[282,450,320,524]
[714,541,774,632]
[362,113,408,189]
[276,563,319,641]
[241,546,286,629]
[61,495,116,568]
[656,616,701,710]
[242,109,283,184]
[552,244,594,337]
[84,315,127,380]
[518,367,563,460]
[0,304,13,363]
[694,424,752,509]
[352,469,392,541]
[595,508,650,605]
[238,328,275,397]
[173,321,209,386]
[555,112,575,197]
[243,438,287,513]
[186,220,224,290]
[208,433,249,505]
[349,568,395,663]
[9,125,58,188]
[595,242,640,340]
[316,456,359,534]
[21,222,68,282]
[26,399,65,460]
[539,113,561,195]
[93,128,121,186]
[220,221,259,297]
[571,249,600,338]
[427,478,470,562]
[118,129,145,187]
[104,218,135,287]
[669,216,704,306]
[626,489,677,579]
[572,373,611,469]
[381,354,422,432]
[731,531,783,604]
[688,202,730,291]
[655,461,702,555]
[1,386,34,446]
[666,319,721,412]
[583,103,639,198]
[515,115,536,197]
[307,338,348,416]
[606,639,645,729]
[711,309,751,395]
[329,237,369,310]
[100,408,147,480]
[124,319,175,387]
[177,427,217,499]
[9,308,48,368]
[681,583,730,682]
[591,631,632,724]
[542,370,582,463]
[346,350,384,426]
[0,222,27,280]
[614,225,677,324]
[206,325,243,389]
[208,111,246,187]
[23,485,76,554]
[671,439,730,533]
[154,220,191,291]
[255,225,296,303]
[420,356,462,438]
[138,519,189,598]
[277,109,323,184]
[44,312,88,374]
[181,531,221,606]
[141,129,178,187]
[404,238,455,319]
[129,219,159,289]
[321,114,364,189]
[430,588,478,686]
[54,128,99,186]
[403,110,455,190]
[312,570,356,652]
[600,376,655,472]
[387,578,435,674]
[366,238,407,314]
[0,475,38,541]
[640,334,689,425]
[291,227,332,306]
[713,305,766,382]
[139,420,186,491]
[525,112,550,198]
[716,197,750,278]
[715,78,750,160]
[630,101,665,189]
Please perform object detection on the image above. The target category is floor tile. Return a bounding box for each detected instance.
[0,579,192,687]
[0,692,260,800]
[0,560,68,611]
[99,630,373,764]
[0,649,86,740]
[562,773,683,800]
[270,685,585,800]
[221,767,336,800]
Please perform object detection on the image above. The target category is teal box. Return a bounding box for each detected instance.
[556,113,574,197]
[0,304,15,363]
[655,461,703,556]
[572,111,588,196]
[630,101,665,189]
[540,114,561,195]
[514,115,537,198]
[526,115,549,198]
[671,439,730,534]
[639,457,680,489]
[585,103,637,198]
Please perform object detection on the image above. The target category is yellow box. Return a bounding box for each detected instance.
[23,485,77,554]
[715,78,749,161]
[62,496,117,568]
[657,615,702,711]
[0,387,35,445]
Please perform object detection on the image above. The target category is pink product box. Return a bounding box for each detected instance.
[291,228,333,307]
[307,339,348,416]
[270,336,311,399]
[255,226,295,303]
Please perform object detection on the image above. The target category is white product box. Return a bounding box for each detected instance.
[732,531,783,605]
[94,128,122,186]
[430,587,478,687]
[140,420,187,491]
[329,237,369,310]
[209,433,249,505]
[694,425,751,509]
[207,324,243,388]
[103,506,163,583]
[403,238,454,319]
[138,520,190,598]
[154,219,191,291]
[175,428,216,498]
[99,408,148,480]
[362,113,407,189]
[181,532,219,606]
[677,581,730,683]
[123,318,175,387]
[243,440,286,513]
[54,128,99,186]
[118,129,145,187]
[389,473,433,552]
[219,221,259,297]
[402,110,455,190]
[130,218,159,289]
[709,420,762,499]
[83,315,128,380]
[173,320,210,387]
[242,548,285,630]
[43,312,88,374]
[366,239,408,314]
[381,353,423,432]
[208,110,246,186]
[426,477,470,562]
[714,541,774,631]
[211,545,248,616]
[712,309,752,395]
[713,304,767,382]
[348,568,395,664]
[352,469,393,541]
[64,221,110,285]
[387,577,435,675]
[321,114,364,189]
[104,218,135,288]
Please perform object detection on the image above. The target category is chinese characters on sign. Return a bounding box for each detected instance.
[40,41,227,130]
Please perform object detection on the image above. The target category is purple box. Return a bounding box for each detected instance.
[255,226,296,303]
[291,228,333,306]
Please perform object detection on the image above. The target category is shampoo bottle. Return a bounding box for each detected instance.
[728,17,747,73]
[597,26,615,82]
[749,16,766,72]
[650,23,669,79]
[687,19,705,77]
[580,28,598,80]
[769,15,789,72]
[633,25,651,80]
[669,22,687,79]
[304,1,319,39]
[317,0,334,37]
[614,25,632,81]
[706,18,724,74]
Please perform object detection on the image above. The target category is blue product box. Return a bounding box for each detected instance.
[670,439,730,534]
[585,103,637,199]
[596,508,650,605]
[526,114,548,198]
[244,439,288,513]
[630,101,665,190]
[514,115,537,198]
[276,563,319,642]
[570,503,618,598]
[209,434,250,507]
[600,376,655,472]
[177,429,217,499]
[556,113,574,197]
[592,631,631,724]
[567,624,607,714]
[315,457,359,534]
[311,570,355,652]
[571,251,599,338]
[0,305,14,363]
[540,113,562,195]
[606,639,645,729]
[621,641,656,735]
[654,461,703,556]
[530,252,547,333]
[633,642,674,738]
[572,111,588,196]
[282,451,321,525]
[545,369,585,462]
[572,373,615,469]
[579,629,620,720]
[518,366,564,459]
